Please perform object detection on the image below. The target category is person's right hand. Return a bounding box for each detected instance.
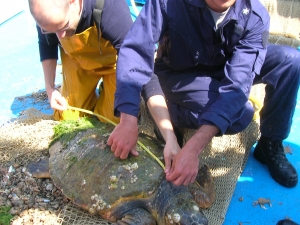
[165,146,200,186]
[48,89,68,111]
[165,124,219,186]
[107,113,139,159]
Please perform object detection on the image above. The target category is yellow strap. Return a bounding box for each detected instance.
[67,106,165,169]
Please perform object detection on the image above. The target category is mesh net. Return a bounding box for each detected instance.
[0,109,57,167]
[268,34,300,48]
[57,203,111,225]
[260,0,300,41]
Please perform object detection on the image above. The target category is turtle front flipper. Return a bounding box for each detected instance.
[188,164,216,209]
[27,157,50,178]
[112,208,156,225]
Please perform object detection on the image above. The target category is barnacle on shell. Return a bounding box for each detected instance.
[110,175,118,183]
[172,213,181,223]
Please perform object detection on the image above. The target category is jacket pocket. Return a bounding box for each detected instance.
[161,25,202,70]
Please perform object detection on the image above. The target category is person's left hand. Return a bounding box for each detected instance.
[107,113,139,159]
[165,147,199,186]
[163,140,181,175]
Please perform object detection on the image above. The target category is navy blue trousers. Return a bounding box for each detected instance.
[255,44,300,140]
[156,44,300,140]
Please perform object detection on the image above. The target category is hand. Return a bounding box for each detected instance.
[165,124,219,186]
[48,89,68,111]
[163,140,181,175]
[165,147,199,186]
[107,113,139,159]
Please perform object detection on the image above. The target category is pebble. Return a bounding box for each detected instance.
[0,165,68,224]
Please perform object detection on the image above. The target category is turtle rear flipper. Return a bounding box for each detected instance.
[27,157,50,178]
[112,208,156,225]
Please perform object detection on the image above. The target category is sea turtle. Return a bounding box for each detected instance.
[27,118,215,225]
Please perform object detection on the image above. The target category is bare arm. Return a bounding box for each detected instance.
[42,59,67,111]
[42,59,56,94]
[146,95,181,172]
[184,124,219,157]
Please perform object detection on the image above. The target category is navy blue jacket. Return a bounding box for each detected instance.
[37,0,133,61]
[115,0,270,133]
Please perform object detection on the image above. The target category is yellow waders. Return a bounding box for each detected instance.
[54,26,120,124]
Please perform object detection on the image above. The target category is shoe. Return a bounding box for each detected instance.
[277,219,299,225]
[253,136,298,187]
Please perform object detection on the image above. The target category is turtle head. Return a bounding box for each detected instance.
[154,180,208,225]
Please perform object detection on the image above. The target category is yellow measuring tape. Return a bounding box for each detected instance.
[67,106,165,169]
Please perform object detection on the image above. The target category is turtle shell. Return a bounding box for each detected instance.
[49,120,166,219]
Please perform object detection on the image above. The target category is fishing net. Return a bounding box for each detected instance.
[260,0,300,41]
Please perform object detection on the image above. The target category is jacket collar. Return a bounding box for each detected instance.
[184,0,252,22]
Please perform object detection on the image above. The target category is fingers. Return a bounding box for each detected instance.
[166,162,198,186]
[129,148,139,157]
[164,156,172,174]
[107,135,113,146]
[114,146,128,159]
[113,145,138,159]
[165,161,180,184]
[190,173,197,184]
[166,170,185,186]
[181,173,197,186]
[56,96,68,110]
[163,140,181,175]
[50,90,68,111]
[166,171,195,186]
[107,137,127,158]
[107,129,138,159]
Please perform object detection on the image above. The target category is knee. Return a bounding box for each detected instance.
[284,47,300,84]
[276,46,300,71]
[263,46,300,83]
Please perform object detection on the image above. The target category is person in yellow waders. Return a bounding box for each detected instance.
[57,26,118,123]
[28,0,132,124]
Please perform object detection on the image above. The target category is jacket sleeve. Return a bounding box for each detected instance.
[202,11,270,134]
[114,0,167,117]
[36,25,59,62]
[100,0,133,52]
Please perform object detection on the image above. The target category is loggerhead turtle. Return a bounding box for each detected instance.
[27,118,215,225]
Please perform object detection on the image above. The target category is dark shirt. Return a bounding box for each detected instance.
[115,0,270,133]
[37,0,133,61]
